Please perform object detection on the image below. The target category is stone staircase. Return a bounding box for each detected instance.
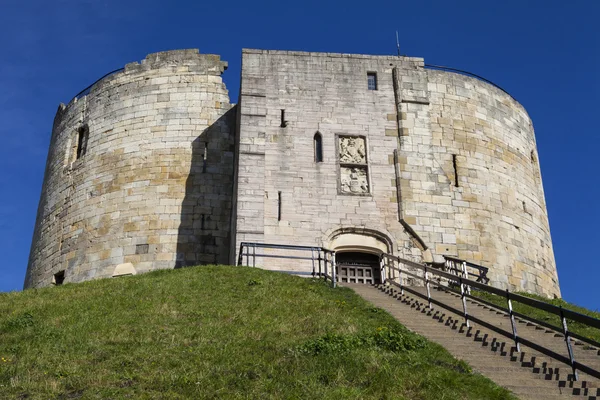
[343,283,600,400]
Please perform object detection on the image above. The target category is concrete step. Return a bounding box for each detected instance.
[502,385,583,399]
[394,288,597,387]
[385,293,600,387]
[379,285,600,373]
[344,283,600,399]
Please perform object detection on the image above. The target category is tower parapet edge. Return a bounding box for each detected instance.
[25,49,236,288]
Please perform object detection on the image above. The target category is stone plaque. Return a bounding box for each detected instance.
[339,137,366,164]
[340,167,369,194]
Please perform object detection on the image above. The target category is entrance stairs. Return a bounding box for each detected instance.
[344,283,600,400]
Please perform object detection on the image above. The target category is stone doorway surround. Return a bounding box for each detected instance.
[325,228,393,284]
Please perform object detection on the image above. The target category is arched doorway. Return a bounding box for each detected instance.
[325,228,393,285]
[336,251,381,284]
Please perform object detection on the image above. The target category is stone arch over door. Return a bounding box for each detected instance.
[324,227,394,284]
[324,227,393,254]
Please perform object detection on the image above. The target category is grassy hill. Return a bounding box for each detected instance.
[0,266,516,399]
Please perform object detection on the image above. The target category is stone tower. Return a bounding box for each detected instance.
[26,48,560,297]
[25,50,235,288]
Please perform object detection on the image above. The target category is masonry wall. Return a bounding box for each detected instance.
[27,47,559,296]
[424,70,558,296]
[25,50,235,288]
[233,49,559,296]
[233,50,426,272]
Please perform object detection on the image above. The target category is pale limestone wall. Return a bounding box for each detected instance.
[232,49,426,273]
[25,50,235,288]
[233,49,559,297]
[425,70,558,296]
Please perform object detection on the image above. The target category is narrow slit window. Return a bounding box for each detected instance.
[452,154,459,187]
[202,142,207,173]
[530,149,541,183]
[76,125,89,159]
[280,109,287,127]
[314,132,323,163]
[367,72,377,90]
[53,270,65,285]
[277,191,282,221]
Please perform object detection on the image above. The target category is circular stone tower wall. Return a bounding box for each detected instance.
[25,49,235,288]
[426,70,559,296]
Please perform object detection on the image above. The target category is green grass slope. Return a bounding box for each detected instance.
[0,266,516,399]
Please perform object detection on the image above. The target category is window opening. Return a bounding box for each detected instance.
[530,149,541,183]
[280,109,288,127]
[367,72,377,90]
[452,154,459,187]
[53,270,65,285]
[338,136,369,194]
[277,191,282,221]
[135,244,149,254]
[76,125,89,159]
[202,142,207,173]
[314,132,323,163]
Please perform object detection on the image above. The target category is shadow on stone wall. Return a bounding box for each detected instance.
[175,107,236,268]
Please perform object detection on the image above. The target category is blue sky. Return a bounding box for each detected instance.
[0,0,598,309]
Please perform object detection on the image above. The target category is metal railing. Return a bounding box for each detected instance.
[380,252,600,381]
[237,242,337,287]
[439,256,490,285]
[70,68,125,102]
[424,64,514,100]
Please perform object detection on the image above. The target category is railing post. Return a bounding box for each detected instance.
[331,252,337,288]
[317,249,322,278]
[461,261,471,294]
[237,244,244,266]
[506,289,520,352]
[425,266,432,309]
[245,244,250,267]
[311,248,316,277]
[459,277,469,328]
[379,254,385,284]
[398,259,404,295]
[252,243,256,267]
[560,306,578,381]
[323,252,328,282]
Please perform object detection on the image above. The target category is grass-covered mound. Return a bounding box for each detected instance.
[0,266,516,399]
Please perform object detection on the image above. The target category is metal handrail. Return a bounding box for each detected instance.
[71,68,125,102]
[237,242,337,288]
[424,64,514,100]
[440,255,490,284]
[380,252,600,381]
